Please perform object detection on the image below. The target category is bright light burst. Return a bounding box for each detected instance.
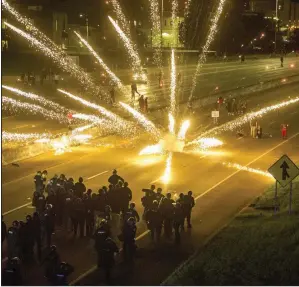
[2,85,70,113]
[119,101,161,140]
[4,22,101,96]
[110,0,131,37]
[2,131,51,143]
[108,16,143,75]
[187,137,224,149]
[139,143,163,155]
[177,120,190,140]
[51,135,71,155]
[168,113,175,135]
[223,162,273,179]
[189,0,226,101]
[2,96,68,124]
[197,97,299,139]
[161,152,173,184]
[73,31,124,90]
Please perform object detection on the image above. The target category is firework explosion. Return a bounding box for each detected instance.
[189,0,227,101]
[2,85,70,113]
[149,0,162,68]
[2,131,51,143]
[73,31,124,91]
[2,96,69,124]
[4,22,102,97]
[108,16,143,75]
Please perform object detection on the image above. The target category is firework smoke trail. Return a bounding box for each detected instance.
[2,85,71,113]
[108,16,143,74]
[4,22,103,96]
[74,31,124,90]
[119,102,161,140]
[170,49,177,116]
[178,120,190,140]
[149,0,162,68]
[161,152,173,184]
[2,96,68,124]
[223,162,273,179]
[168,113,175,135]
[2,131,51,142]
[189,97,299,142]
[189,0,226,102]
[110,0,131,37]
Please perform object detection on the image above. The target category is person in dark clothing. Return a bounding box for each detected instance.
[123,202,140,223]
[18,221,27,262]
[160,193,175,238]
[43,204,56,247]
[65,178,75,193]
[74,177,86,198]
[108,170,124,186]
[2,216,7,245]
[155,188,164,204]
[138,95,145,112]
[34,171,43,193]
[97,189,107,212]
[122,217,137,262]
[70,198,85,237]
[119,182,132,214]
[63,191,73,231]
[32,212,42,262]
[84,189,95,237]
[110,87,115,105]
[145,200,163,242]
[173,202,184,244]
[183,191,195,228]
[7,221,19,260]
[42,245,61,280]
[46,191,56,212]
[280,55,284,67]
[141,190,155,218]
[2,257,23,285]
[23,215,35,263]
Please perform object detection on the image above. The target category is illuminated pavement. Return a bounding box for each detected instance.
[2,81,299,284]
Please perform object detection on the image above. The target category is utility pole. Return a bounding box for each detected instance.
[161,0,163,48]
[274,0,278,53]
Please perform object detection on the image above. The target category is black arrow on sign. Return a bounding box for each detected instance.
[280,161,290,180]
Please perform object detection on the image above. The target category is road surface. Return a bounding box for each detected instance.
[2,81,299,284]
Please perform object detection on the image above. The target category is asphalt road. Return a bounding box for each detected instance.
[2,56,299,139]
[2,81,299,284]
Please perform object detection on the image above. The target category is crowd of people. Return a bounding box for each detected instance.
[2,169,195,284]
[19,68,60,86]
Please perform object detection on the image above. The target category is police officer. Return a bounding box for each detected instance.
[43,204,56,247]
[24,215,35,262]
[122,217,137,262]
[2,215,7,246]
[7,221,19,260]
[155,188,164,204]
[42,245,61,281]
[123,202,140,223]
[32,212,42,262]
[74,177,86,198]
[84,189,95,237]
[184,191,195,228]
[119,182,132,214]
[145,200,163,242]
[34,171,43,193]
[108,169,124,186]
[18,220,27,262]
[160,193,175,238]
[70,198,85,237]
[65,177,74,192]
[94,219,111,267]
[63,190,73,231]
[2,257,23,285]
[141,190,155,219]
[173,202,184,244]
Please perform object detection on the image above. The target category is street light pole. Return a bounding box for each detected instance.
[275,0,278,53]
[86,17,89,41]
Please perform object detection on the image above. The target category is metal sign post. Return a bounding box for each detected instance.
[289,181,293,215]
[274,180,278,213]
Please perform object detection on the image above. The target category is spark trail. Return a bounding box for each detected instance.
[194,97,299,140]
[110,0,131,37]
[168,113,175,135]
[74,31,123,90]
[223,162,273,179]
[149,0,162,68]
[171,0,178,47]
[161,152,173,184]
[2,131,51,142]
[119,102,161,140]
[177,120,190,140]
[2,85,70,113]
[4,22,102,96]
[170,49,177,116]
[189,0,226,101]
[2,96,68,124]
[108,16,143,75]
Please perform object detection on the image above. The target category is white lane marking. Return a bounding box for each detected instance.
[3,202,32,216]
[195,132,299,201]
[2,116,14,120]
[70,132,299,285]
[11,124,29,130]
[87,170,108,181]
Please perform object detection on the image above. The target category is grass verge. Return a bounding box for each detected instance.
[165,178,299,285]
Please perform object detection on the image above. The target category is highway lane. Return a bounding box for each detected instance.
[2,88,299,284]
[2,56,299,139]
